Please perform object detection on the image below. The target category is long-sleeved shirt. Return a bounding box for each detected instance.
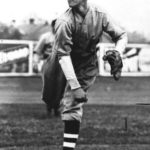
[54,3,128,89]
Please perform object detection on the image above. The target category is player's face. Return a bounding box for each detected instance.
[67,0,84,8]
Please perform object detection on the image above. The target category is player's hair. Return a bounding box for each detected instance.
[51,19,56,28]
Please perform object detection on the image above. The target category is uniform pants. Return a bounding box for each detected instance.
[60,76,96,122]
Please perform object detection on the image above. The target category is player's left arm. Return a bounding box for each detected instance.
[102,13,128,80]
[54,20,81,90]
[102,12,128,54]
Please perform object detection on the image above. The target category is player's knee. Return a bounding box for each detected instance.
[61,105,83,122]
[61,112,83,122]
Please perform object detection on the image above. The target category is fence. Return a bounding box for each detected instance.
[0,39,34,76]
[0,40,150,77]
[98,43,150,76]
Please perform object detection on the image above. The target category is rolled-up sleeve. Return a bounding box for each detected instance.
[102,13,128,53]
[54,20,73,58]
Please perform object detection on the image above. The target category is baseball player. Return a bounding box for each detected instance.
[33,19,61,117]
[33,19,56,62]
[42,0,128,149]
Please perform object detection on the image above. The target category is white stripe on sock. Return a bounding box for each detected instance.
[64,133,79,138]
[63,142,76,148]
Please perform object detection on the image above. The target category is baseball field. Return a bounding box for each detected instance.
[0,76,150,150]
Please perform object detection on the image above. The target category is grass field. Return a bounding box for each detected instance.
[0,76,150,150]
[1,104,150,150]
[0,76,150,104]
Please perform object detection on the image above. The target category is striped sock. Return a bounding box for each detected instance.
[63,121,80,150]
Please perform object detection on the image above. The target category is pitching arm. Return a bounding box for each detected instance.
[54,19,87,102]
[54,20,80,89]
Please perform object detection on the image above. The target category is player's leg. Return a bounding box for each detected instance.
[46,104,54,117]
[41,56,55,117]
[60,85,84,150]
[61,74,96,150]
[53,70,66,117]
[63,120,80,150]
[54,105,60,117]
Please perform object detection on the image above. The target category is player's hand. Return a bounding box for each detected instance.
[72,88,87,103]
[33,53,41,73]
[33,53,41,63]
[103,50,123,81]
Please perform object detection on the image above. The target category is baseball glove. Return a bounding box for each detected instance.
[103,50,123,81]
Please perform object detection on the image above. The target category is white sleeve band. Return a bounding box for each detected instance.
[59,56,81,90]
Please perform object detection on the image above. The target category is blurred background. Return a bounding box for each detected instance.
[0,1,150,149]
[0,0,150,42]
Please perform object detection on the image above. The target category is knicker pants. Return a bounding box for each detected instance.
[60,76,96,122]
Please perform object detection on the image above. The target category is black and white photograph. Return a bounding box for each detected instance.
[0,0,150,149]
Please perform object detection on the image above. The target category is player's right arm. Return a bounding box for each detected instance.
[54,19,86,101]
[33,35,46,71]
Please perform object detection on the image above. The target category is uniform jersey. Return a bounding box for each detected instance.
[42,3,127,122]
[34,32,55,58]
[54,3,127,89]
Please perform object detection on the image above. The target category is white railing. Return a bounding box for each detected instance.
[0,40,150,77]
[0,39,35,76]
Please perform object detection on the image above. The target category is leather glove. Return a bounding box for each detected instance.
[103,50,123,81]
[72,88,88,103]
